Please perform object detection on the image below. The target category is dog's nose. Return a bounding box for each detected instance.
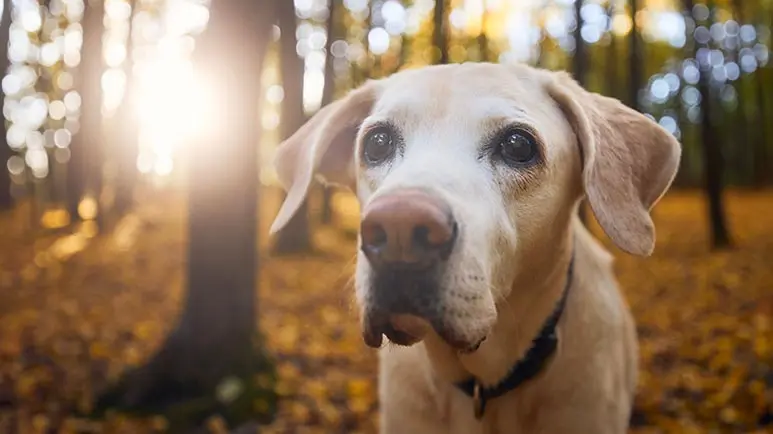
[360,189,457,270]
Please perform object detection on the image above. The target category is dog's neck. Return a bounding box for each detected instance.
[422,224,576,387]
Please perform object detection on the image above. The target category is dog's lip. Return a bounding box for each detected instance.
[362,312,386,348]
[361,313,426,348]
[457,336,486,354]
[389,313,431,341]
[361,311,486,352]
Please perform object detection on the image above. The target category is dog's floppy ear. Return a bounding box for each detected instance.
[547,71,681,256]
[270,82,379,234]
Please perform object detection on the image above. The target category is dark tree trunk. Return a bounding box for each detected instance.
[93,1,278,429]
[683,0,732,248]
[572,0,588,224]
[477,9,489,62]
[697,77,732,248]
[753,72,770,185]
[67,0,104,222]
[433,0,448,64]
[319,0,341,225]
[0,0,12,210]
[113,0,139,216]
[605,2,619,98]
[628,0,642,110]
[272,0,312,254]
[572,0,587,86]
[742,1,770,186]
[728,0,753,185]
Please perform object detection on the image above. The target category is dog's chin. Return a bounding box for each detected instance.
[362,312,487,353]
[361,313,427,348]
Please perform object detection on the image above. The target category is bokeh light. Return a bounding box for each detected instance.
[1,0,771,185]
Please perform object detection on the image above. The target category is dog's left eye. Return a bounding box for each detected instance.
[496,130,538,167]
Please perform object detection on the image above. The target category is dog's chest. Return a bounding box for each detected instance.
[441,389,527,434]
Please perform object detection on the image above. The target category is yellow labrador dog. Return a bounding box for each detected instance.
[270,63,680,434]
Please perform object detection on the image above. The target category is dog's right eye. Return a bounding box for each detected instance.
[363,127,396,165]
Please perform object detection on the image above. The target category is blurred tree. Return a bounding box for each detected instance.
[572,0,587,86]
[272,0,312,254]
[727,0,752,184]
[477,4,490,62]
[67,0,104,223]
[113,0,139,216]
[352,6,369,86]
[0,0,11,210]
[573,0,588,224]
[93,0,278,429]
[433,0,448,64]
[730,0,771,187]
[399,29,411,68]
[757,73,772,185]
[534,3,549,67]
[628,0,643,110]
[364,1,378,79]
[319,0,342,225]
[605,1,619,99]
[685,0,732,248]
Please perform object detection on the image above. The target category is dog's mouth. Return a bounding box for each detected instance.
[362,269,489,353]
[362,311,486,353]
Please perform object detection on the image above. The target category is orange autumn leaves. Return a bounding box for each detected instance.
[0,190,772,433]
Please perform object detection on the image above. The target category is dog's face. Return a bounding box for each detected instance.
[271,63,680,352]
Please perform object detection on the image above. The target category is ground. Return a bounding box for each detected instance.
[0,189,771,433]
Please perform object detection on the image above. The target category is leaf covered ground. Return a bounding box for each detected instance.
[0,189,771,433]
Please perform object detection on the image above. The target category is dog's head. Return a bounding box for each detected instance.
[271,63,680,352]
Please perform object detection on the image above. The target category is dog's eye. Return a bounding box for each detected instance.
[496,130,538,166]
[363,127,396,165]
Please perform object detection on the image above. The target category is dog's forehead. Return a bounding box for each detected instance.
[370,63,551,127]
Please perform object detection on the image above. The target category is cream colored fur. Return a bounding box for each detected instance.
[270,62,681,434]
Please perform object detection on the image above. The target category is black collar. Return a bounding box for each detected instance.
[455,253,575,420]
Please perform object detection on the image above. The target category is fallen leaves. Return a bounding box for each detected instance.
[0,189,770,433]
[592,191,773,433]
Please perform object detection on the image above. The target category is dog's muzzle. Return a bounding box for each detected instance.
[359,189,475,349]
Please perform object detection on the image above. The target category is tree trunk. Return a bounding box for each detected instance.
[93,1,279,429]
[534,3,549,68]
[573,0,588,224]
[67,0,104,222]
[697,77,732,248]
[477,6,489,62]
[742,0,770,186]
[628,0,642,110]
[271,0,312,254]
[753,72,770,185]
[319,0,340,225]
[605,2,618,98]
[727,0,754,185]
[0,0,12,210]
[399,33,410,68]
[366,1,379,79]
[572,0,587,86]
[113,0,139,216]
[433,0,448,64]
[683,0,732,248]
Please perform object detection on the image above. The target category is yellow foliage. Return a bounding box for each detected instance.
[0,190,771,433]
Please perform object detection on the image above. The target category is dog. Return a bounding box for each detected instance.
[269,62,680,434]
